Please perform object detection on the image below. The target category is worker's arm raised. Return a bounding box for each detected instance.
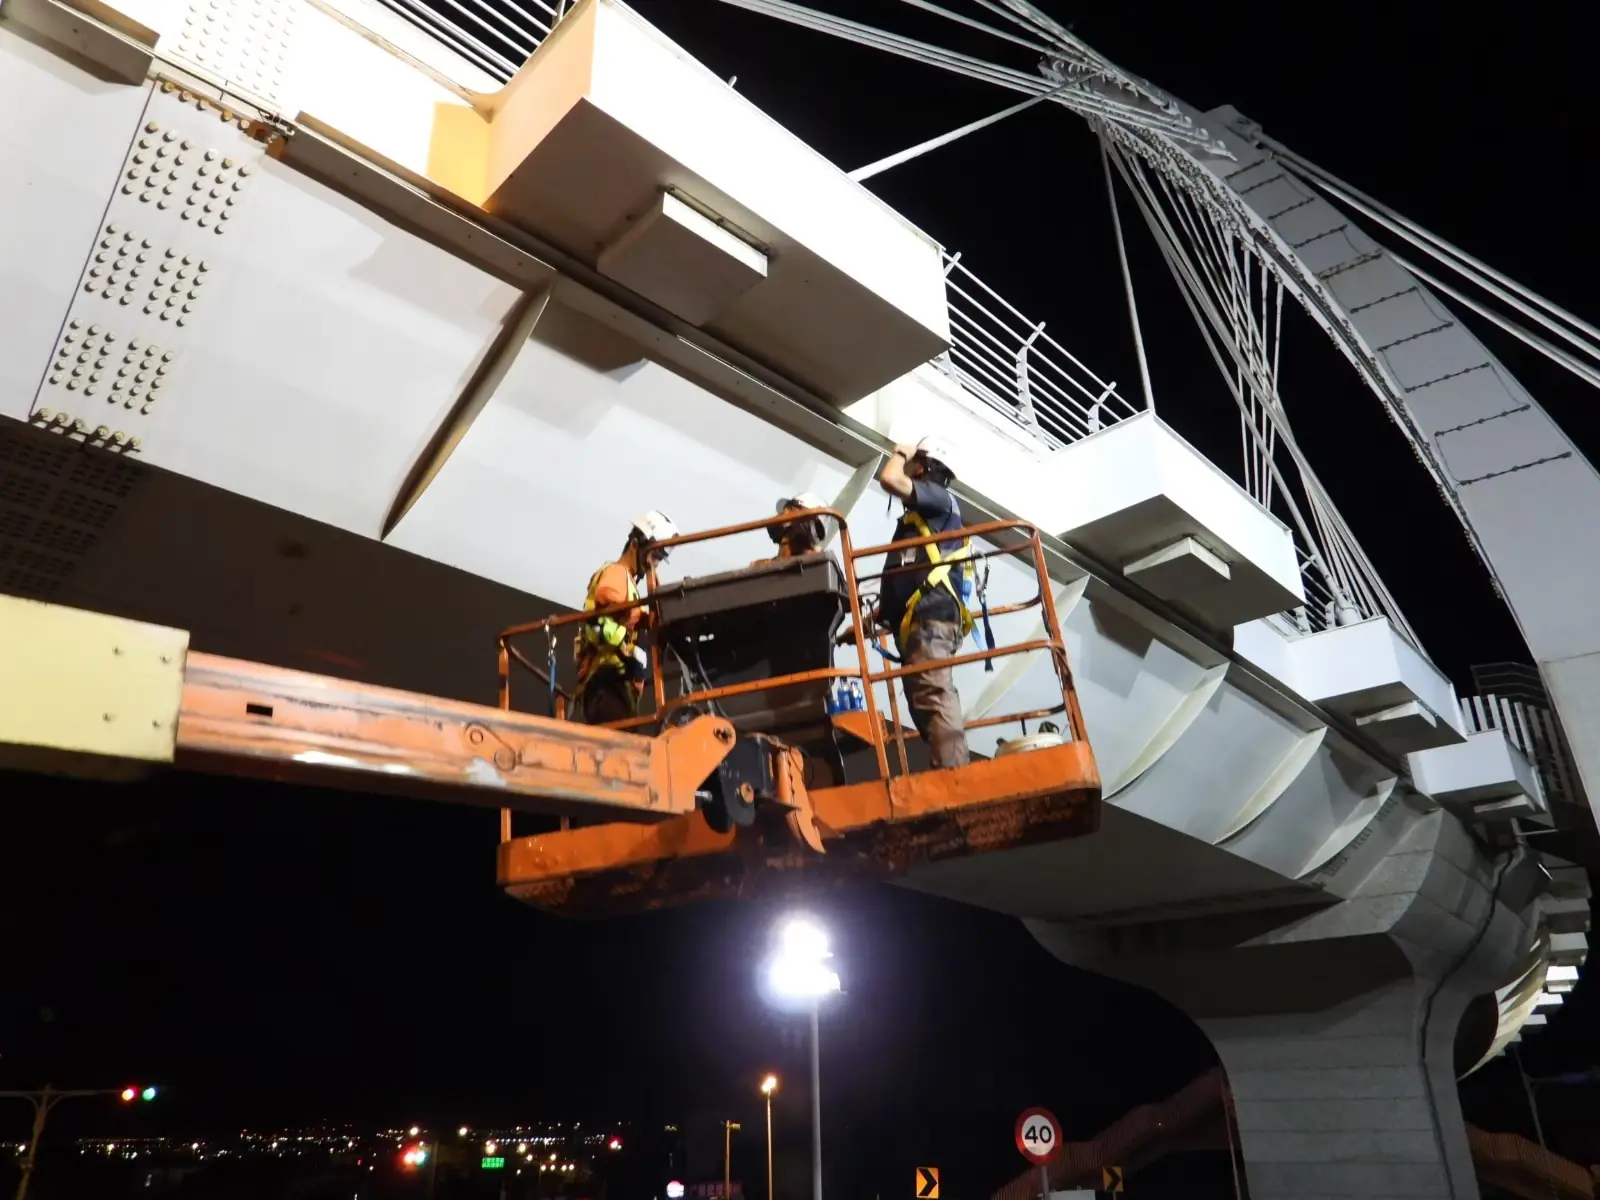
[877,443,920,499]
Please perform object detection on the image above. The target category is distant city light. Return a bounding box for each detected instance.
[607,1136,623,1151]
[485,1141,498,1154]
[401,1146,428,1169]
[518,1143,529,1154]
[459,1126,469,1138]
[668,1182,686,1199]
[408,1126,419,1137]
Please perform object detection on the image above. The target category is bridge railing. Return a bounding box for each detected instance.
[936,253,1142,447]
[1460,668,1585,811]
[370,0,558,83]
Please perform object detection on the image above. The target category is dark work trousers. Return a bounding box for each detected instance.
[893,616,971,769]
[577,668,636,726]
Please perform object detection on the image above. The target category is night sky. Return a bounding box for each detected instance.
[4,0,1599,1194]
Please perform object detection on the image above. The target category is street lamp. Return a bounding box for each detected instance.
[722,1120,741,1200]
[760,1076,779,1200]
[764,915,841,1200]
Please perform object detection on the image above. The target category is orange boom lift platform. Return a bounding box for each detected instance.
[1,509,1099,916]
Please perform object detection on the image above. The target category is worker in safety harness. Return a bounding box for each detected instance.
[574,510,679,725]
[875,437,971,769]
[755,492,831,565]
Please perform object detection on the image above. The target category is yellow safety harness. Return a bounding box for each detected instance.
[897,511,975,644]
[575,564,640,706]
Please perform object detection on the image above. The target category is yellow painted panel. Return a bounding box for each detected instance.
[427,101,491,207]
[483,0,596,194]
[0,594,188,765]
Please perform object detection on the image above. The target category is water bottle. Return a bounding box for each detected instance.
[825,679,846,715]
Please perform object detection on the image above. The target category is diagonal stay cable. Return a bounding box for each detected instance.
[891,0,1058,56]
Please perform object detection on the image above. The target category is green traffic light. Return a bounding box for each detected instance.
[141,1087,157,1101]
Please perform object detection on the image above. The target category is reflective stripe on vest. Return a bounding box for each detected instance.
[897,511,974,644]
[576,563,638,687]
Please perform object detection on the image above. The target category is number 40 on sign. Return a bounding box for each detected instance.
[1014,1108,1062,1164]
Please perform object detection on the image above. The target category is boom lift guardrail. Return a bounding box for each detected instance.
[494,509,1100,915]
[0,510,1099,916]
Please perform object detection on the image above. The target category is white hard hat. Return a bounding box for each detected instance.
[915,436,958,479]
[630,509,679,546]
[772,492,834,547]
[777,492,829,514]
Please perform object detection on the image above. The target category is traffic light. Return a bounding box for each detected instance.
[120,1086,157,1103]
[401,1146,429,1169]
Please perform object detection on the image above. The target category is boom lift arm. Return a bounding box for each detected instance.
[0,593,738,822]
[1,508,1102,917]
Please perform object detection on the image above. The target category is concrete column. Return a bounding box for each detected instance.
[1028,809,1544,1200]
[1202,974,1476,1199]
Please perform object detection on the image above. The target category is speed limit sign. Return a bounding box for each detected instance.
[1014,1107,1062,1163]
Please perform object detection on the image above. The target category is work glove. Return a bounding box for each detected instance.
[624,645,649,684]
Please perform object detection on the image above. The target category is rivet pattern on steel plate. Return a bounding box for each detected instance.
[32,89,264,453]
[173,0,299,108]
[0,418,147,599]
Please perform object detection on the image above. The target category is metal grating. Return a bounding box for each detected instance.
[0,423,142,599]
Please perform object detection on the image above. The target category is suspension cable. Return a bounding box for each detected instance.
[850,83,1070,181]
[891,0,1057,56]
[1388,254,1600,394]
[1099,138,1155,410]
[1269,144,1600,354]
[704,0,1220,147]
[1110,135,1425,649]
[1108,142,1340,591]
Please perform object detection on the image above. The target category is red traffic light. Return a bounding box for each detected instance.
[120,1087,138,1102]
[607,1136,622,1152]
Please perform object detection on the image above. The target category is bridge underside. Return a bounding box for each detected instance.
[0,418,538,707]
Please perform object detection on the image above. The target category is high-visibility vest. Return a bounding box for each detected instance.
[575,563,638,688]
[896,510,975,644]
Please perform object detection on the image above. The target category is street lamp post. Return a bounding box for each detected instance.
[760,1076,778,1200]
[723,1120,741,1200]
[1,1085,156,1200]
[764,916,841,1200]
[807,1005,821,1200]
